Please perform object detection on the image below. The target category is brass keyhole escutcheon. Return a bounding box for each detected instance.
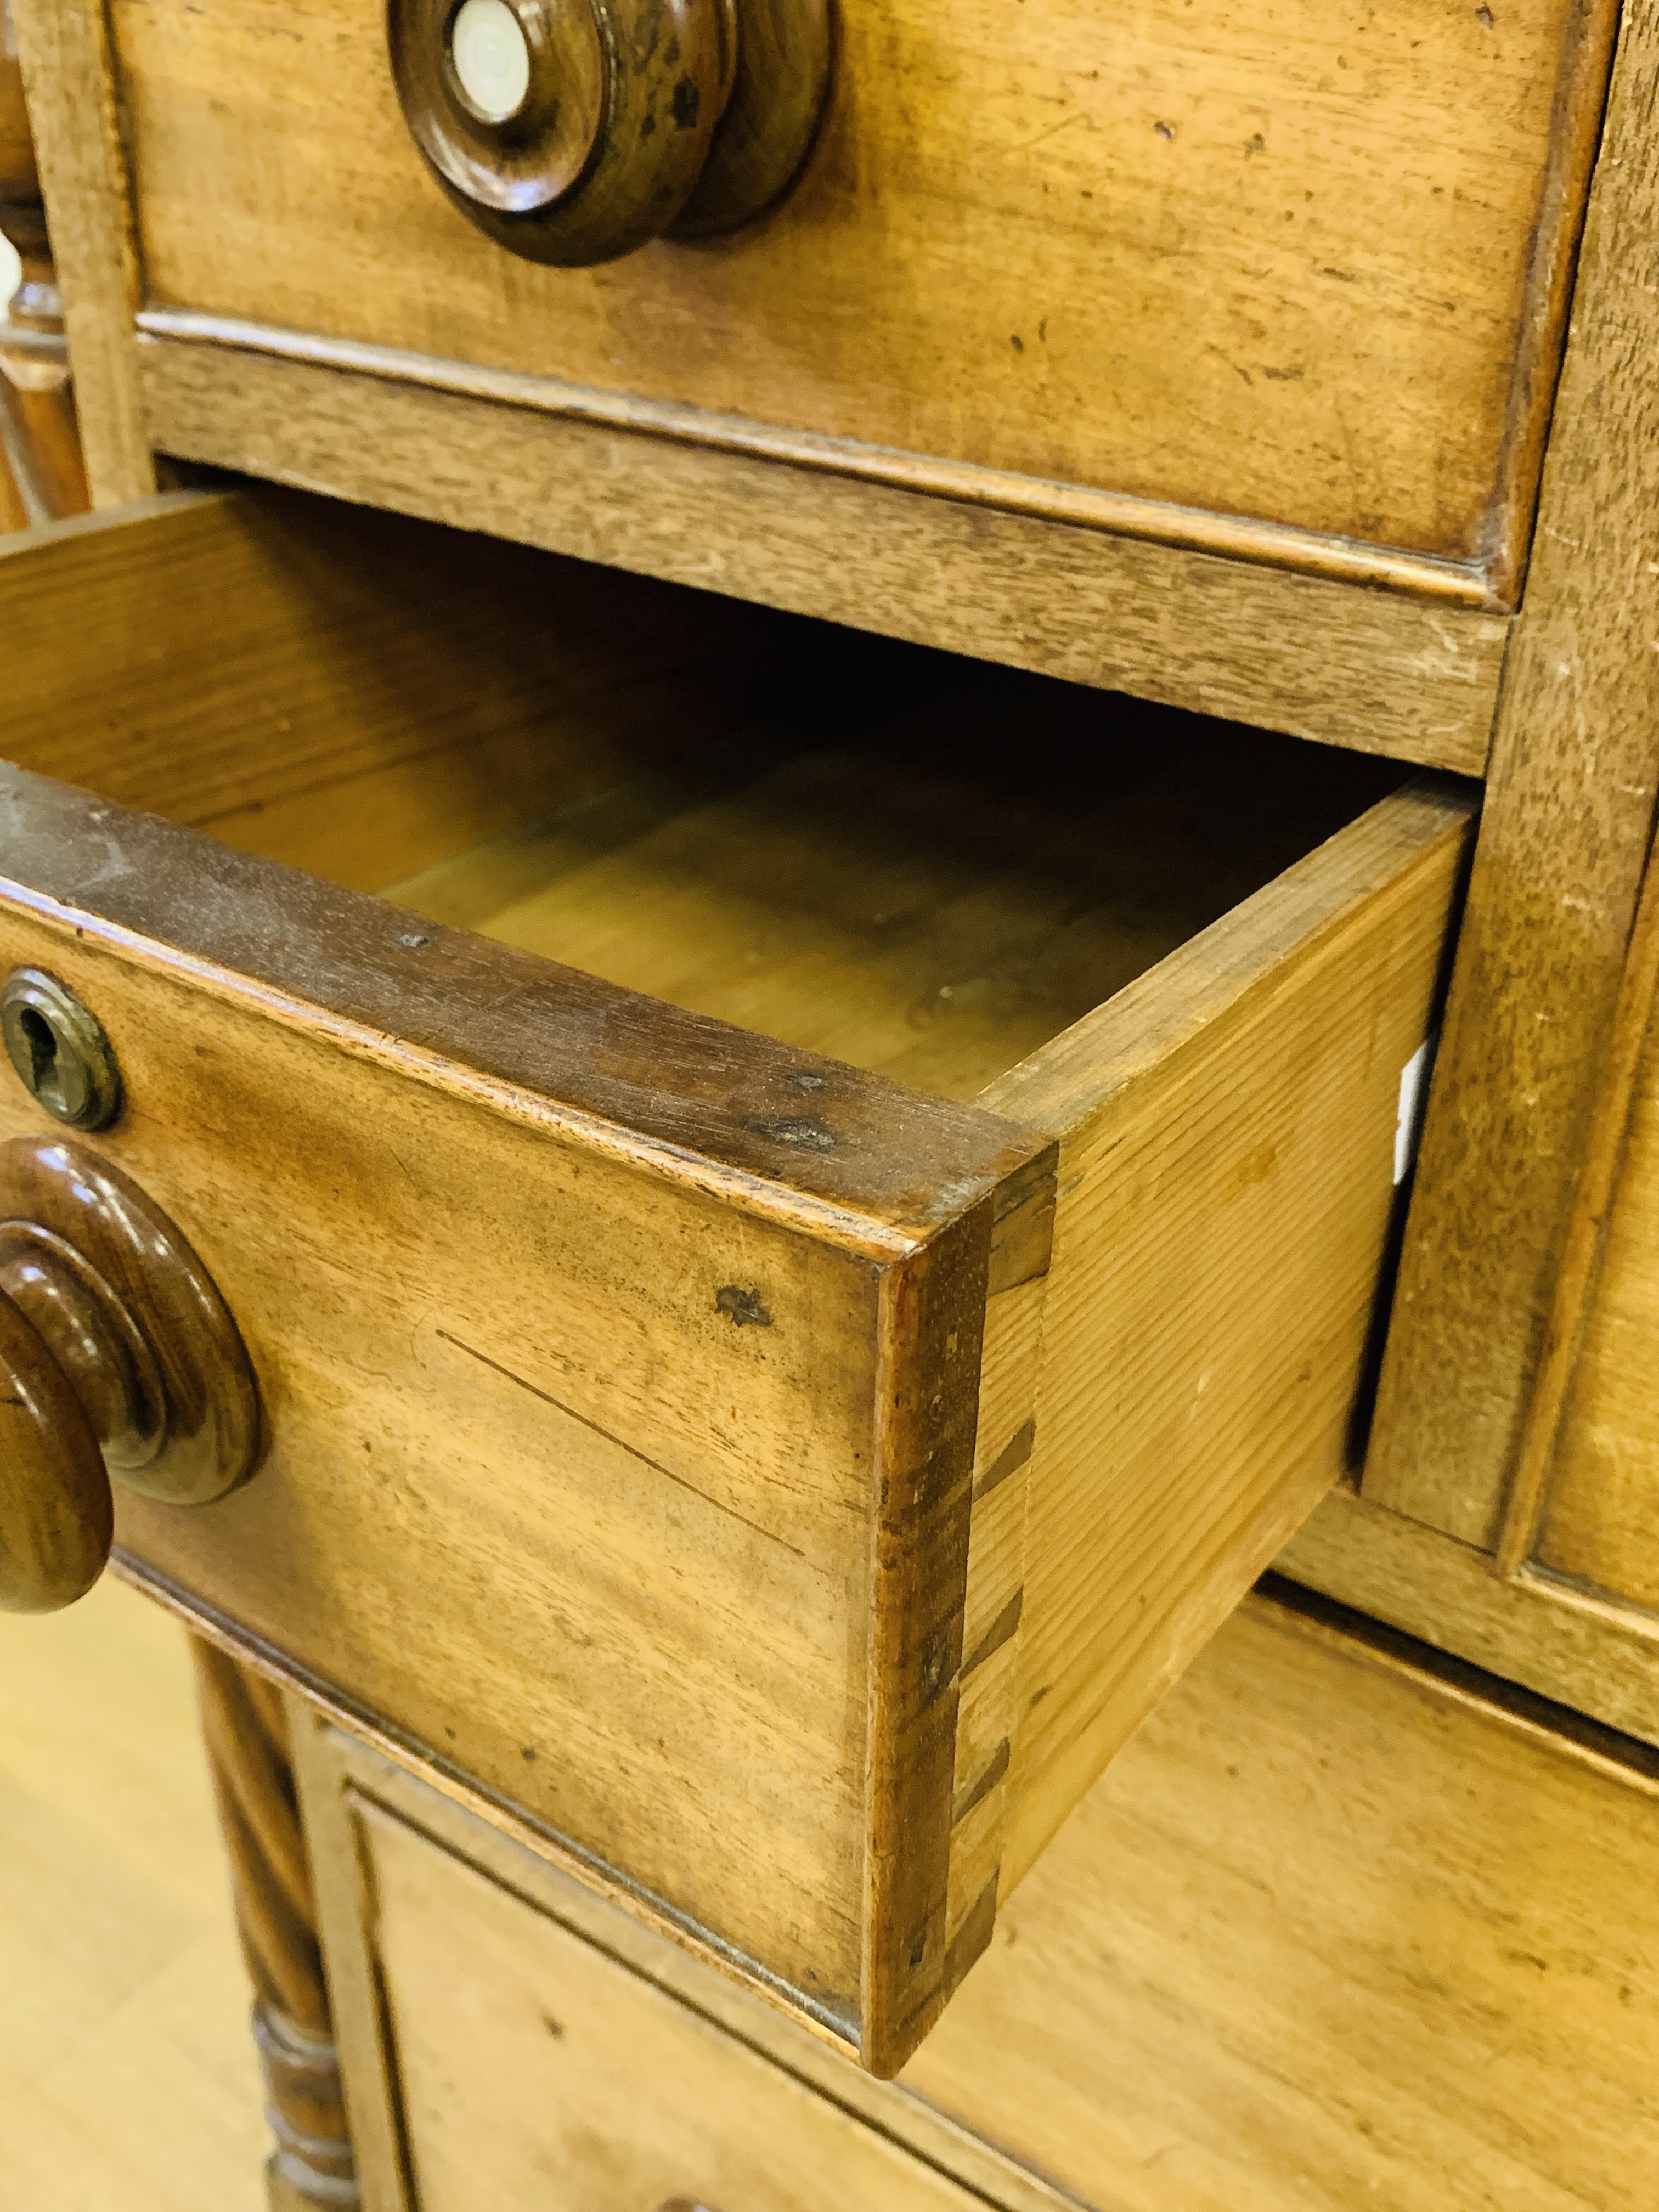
[388,0,832,266]
[0,1136,260,1614]
[1,968,122,1130]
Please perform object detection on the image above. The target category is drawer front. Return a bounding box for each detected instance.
[0,711,1037,2055]
[99,0,1609,597]
[356,1795,984,2212]
[0,488,1472,2069]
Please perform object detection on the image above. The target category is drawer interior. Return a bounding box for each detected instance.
[375,675,1401,1107]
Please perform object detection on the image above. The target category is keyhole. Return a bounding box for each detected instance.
[0,970,122,1131]
[18,1006,65,1112]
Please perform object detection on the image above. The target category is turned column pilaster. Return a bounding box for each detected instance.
[193,1640,361,2211]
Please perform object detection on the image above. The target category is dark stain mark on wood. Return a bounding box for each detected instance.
[891,1869,999,2062]
[745,1114,837,1151]
[987,1147,1057,1295]
[715,1284,774,1328]
[919,1629,953,1710]
[943,1870,1000,1994]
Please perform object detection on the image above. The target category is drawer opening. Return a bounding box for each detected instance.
[1,477,1408,1106]
[372,663,1406,1108]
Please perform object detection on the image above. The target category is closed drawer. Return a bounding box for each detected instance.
[0,485,1472,2069]
[357,1794,985,2212]
[303,1586,1659,2212]
[32,0,1612,614]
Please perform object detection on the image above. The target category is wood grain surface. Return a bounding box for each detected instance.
[193,1643,358,2207]
[301,1588,1659,2212]
[375,658,1466,2049]
[0,483,870,892]
[0,489,1040,2052]
[1494,835,1659,1576]
[106,0,1613,584]
[0,755,1048,2024]
[1359,0,1659,1549]
[909,1588,1659,2212]
[985,778,1475,1900]
[136,336,1512,775]
[357,1793,984,2212]
[381,682,1406,1103]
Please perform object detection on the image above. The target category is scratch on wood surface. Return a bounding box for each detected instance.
[435,1328,808,1558]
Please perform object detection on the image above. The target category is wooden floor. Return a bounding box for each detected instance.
[0,1576,266,2211]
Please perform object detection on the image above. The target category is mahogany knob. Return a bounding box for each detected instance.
[388,0,831,266]
[0,1283,111,1612]
[0,1135,258,1614]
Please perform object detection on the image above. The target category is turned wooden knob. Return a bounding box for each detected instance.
[0,1283,111,1612]
[388,0,831,266]
[0,1136,258,1614]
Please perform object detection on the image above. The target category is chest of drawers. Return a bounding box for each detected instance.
[5,0,1659,2192]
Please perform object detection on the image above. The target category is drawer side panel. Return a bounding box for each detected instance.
[985,780,1476,1894]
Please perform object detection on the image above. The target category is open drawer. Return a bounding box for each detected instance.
[0,486,1473,2070]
